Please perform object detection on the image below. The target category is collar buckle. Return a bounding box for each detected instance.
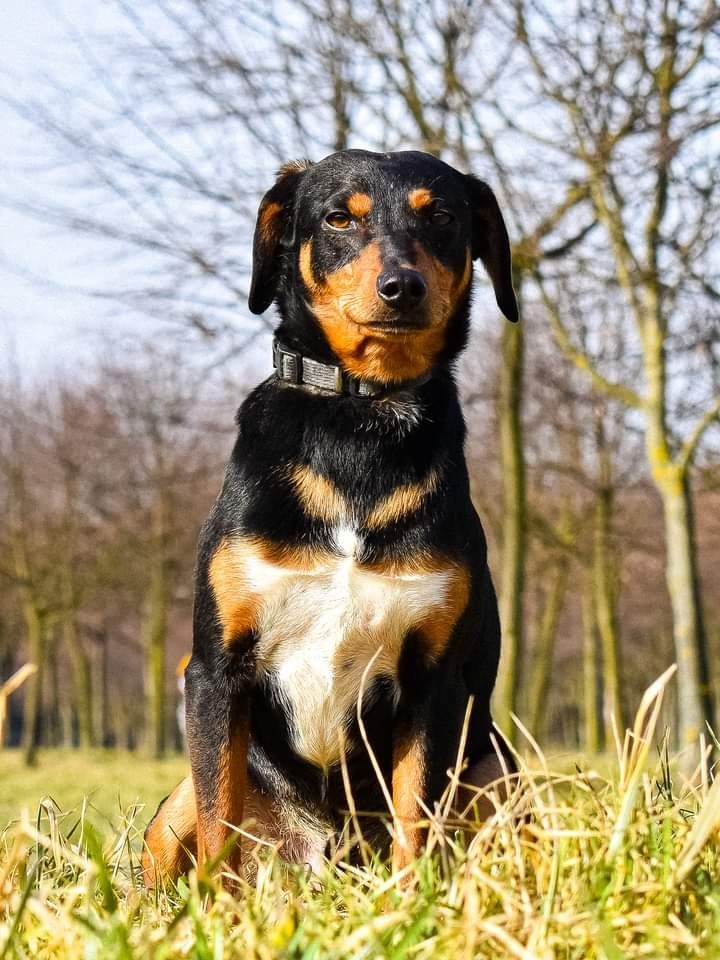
[273,341,302,385]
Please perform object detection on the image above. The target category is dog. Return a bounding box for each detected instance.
[142,149,519,887]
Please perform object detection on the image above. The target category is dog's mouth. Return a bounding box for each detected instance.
[365,321,426,334]
[364,310,430,334]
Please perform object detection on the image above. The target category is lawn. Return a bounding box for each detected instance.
[0,749,187,828]
[2,669,720,959]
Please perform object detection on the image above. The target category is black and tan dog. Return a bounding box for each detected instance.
[142,149,518,886]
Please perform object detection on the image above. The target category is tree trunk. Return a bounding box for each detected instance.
[527,557,570,738]
[63,617,95,748]
[46,628,64,746]
[60,549,95,748]
[656,469,713,747]
[20,600,45,766]
[144,495,170,758]
[582,576,602,755]
[593,479,623,745]
[642,314,713,747]
[494,289,526,736]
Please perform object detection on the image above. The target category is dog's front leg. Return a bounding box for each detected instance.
[185,654,249,881]
[391,705,430,874]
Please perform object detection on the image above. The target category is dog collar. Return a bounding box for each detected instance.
[272,338,430,398]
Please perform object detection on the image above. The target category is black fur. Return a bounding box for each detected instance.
[184,148,518,864]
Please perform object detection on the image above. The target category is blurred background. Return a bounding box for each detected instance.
[1,0,718,770]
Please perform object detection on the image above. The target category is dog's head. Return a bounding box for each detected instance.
[249,149,518,384]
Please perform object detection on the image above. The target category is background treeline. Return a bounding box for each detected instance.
[1,0,719,762]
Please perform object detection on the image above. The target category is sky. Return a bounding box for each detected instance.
[0,0,147,376]
[0,0,509,385]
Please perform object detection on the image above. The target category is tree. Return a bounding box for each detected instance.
[4,0,720,750]
[512,0,720,746]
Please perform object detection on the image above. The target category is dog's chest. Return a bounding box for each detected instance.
[239,528,452,769]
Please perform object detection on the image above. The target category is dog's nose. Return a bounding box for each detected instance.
[376,269,427,309]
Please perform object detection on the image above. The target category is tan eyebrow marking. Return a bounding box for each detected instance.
[346,192,373,218]
[408,187,434,211]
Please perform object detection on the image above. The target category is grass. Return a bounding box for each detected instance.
[0,749,187,827]
[3,669,720,959]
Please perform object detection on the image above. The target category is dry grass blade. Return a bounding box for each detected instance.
[607,663,677,863]
[3,670,720,959]
[676,772,720,883]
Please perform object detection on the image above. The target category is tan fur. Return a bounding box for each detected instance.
[142,772,331,886]
[392,735,426,870]
[364,469,439,530]
[414,562,470,660]
[408,187,434,211]
[346,192,373,218]
[209,540,263,646]
[210,535,334,647]
[142,775,197,885]
[257,200,283,244]
[289,463,441,532]
[195,724,248,876]
[299,239,472,383]
[210,531,461,768]
[289,464,347,523]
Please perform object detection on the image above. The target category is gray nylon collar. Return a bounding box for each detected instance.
[272,338,431,398]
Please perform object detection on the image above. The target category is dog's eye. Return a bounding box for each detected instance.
[325,211,353,230]
[430,210,454,227]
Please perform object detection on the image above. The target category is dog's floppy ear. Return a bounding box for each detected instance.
[248,159,313,315]
[464,175,519,322]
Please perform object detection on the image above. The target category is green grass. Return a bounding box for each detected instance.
[3,671,720,959]
[0,749,187,827]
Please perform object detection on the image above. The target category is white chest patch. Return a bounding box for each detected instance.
[238,530,453,769]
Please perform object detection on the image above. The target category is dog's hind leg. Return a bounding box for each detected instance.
[455,749,518,821]
[142,774,197,887]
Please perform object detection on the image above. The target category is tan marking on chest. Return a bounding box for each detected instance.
[210,538,324,646]
[288,464,439,530]
[289,464,347,523]
[364,468,439,530]
[414,563,470,660]
[210,534,465,767]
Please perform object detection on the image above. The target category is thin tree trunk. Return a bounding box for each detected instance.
[527,557,570,738]
[593,481,623,745]
[656,469,713,747]
[144,495,170,758]
[582,576,602,755]
[46,628,64,746]
[20,601,45,766]
[63,616,95,748]
[643,314,713,747]
[495,283,526,736]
